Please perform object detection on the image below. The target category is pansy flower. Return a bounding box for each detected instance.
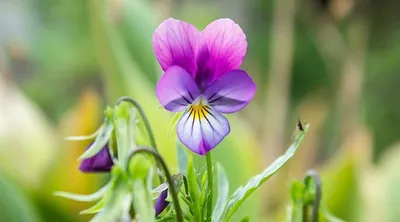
[154,18,256,155]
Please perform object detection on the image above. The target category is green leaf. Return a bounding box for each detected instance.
[114,103,137,168]
[91,187,132,222]
[212,164,229,222]
[176,142,189,176]
[65,127,101,141]
[223,124,309,221]
[53,182,111,202]
[187,153,202,221]
[152,182,169,200]
[289,181,306,222]
[0,176,40,222]
[240,216,250,222]
[117,0,158,83]
[78,115,114,160]
[80,199,105,214]
[322,207,346,222]
[168,112,184,137]
[132,180,155,222]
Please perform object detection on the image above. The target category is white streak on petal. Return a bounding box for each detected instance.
[176,104,230,155]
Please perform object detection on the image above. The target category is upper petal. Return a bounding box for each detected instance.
[156,66,201,112]
[153,18,201,75]
[200,19,247,84]
[177,104,230,155]
[203,70,256,113]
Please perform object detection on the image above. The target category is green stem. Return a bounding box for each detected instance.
[206,152,213,221]
[129,147,183,222]
[304,170,322,222]
[116,96,158,152]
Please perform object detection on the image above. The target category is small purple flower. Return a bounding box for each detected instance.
[154,18,256,155]
[154,189,169,216]
[79,144,113,172]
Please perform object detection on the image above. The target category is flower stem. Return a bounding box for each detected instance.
[116,96,158,152]
[129,147,183,222]
[304,170,322,222]
[206,152,213,222]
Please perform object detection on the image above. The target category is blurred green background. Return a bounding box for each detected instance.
[0,0,399,221]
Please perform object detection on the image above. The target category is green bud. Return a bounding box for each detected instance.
[114,102,130,120]
[104,106,114,119]
[128,154,152,180]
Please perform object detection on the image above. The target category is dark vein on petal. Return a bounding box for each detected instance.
[184,107,193,126]
[201,109,216,133]
[203,106,221,124]
[191,109,196,135]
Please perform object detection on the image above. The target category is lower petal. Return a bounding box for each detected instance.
[176,104,230,155]
[203,70,256,113]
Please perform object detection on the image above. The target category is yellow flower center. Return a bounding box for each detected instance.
[189,98,209,120]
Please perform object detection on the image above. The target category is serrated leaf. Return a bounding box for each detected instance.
[78,116,114,160]
[167,112,183,137]
[212,164,229,222]
[54,182,111,202]
[80,198,105,215]
[176,142,188,176]
[223,124,309,221]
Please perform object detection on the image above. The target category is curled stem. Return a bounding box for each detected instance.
[116,96,158,152]
[129,147,183,222]
[304,170,322,222]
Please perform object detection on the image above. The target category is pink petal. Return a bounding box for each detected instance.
[200,19,247,84]
[203,70,256,113]
[153,18,202,76]
[156,66,200,112]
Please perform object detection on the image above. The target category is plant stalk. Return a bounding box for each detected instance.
[129,147,183,222]
[116,96,158,152]
[206,152,213,221]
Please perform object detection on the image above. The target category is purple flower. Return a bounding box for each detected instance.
[154,189,169,216]
[79,144,113,172]
[154,18,256,155]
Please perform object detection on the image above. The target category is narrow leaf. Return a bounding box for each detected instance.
[152,182,169,200]
[187,153,202,221]
[132,180,155,222]
[90,188,132,222]
[167,112,183,137]
[323,207,346,222]
[212,164,229,222]
[54,182,111,202]
[223,124,309,221]
[289,181,306,222]
[65,127,102,141]
[79,116,114,160]
[80,199,105,214]
[176,142,189,176]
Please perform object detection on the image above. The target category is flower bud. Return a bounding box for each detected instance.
[79,144,113,172]
[128,154,152,180]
